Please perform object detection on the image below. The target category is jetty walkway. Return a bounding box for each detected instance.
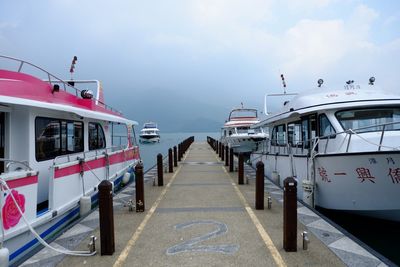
[51,141,343,267]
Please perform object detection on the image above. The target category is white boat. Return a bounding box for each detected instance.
[0,55,141,265]
[139,122,160,143]
[221,107,268,154]
[251,78,400,222]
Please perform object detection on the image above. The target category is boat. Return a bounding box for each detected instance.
[0,55,141,265]
[220,106,268,154]
[139,122,160,143]
[250,78,400,222]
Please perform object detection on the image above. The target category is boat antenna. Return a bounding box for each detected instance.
[69,56,77,80]
[280,74,287,94]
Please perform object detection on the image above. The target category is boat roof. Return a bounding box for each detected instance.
[255,84,400,127]
[0,58,138,126]
[143,122,158,128]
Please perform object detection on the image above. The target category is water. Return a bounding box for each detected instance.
[138,132,219,172]
[318,208,400,266]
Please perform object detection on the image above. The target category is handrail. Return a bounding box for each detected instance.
[0,158,33,172]
[53,145,137,165]
[0,55,122,116]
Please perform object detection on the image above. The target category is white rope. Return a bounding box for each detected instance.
[0,178,96,256]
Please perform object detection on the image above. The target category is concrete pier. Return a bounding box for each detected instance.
[23,142,387,267]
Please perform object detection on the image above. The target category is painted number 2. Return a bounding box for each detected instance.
[166,220,239,255]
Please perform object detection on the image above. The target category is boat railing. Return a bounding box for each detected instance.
[0,55,122,116]
[265,120,400,156]
[0,158,33,172]
[53,145,129,165]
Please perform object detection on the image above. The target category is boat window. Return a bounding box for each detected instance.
[237,126,250,134]
[130,125,138,146]
[35,117,84,161]
[271,124,286,146]
[301,119,309,148]
[336,108,400,133]
[111,122,128,147]
[89,122,106,150]
[288,121,302,146]
[318,114,336,138]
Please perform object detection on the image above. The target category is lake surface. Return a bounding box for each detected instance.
[138,132,219,172]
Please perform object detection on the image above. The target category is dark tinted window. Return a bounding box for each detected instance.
[36,117,83,161]
[89,123,106,150]
[319,114,336,137]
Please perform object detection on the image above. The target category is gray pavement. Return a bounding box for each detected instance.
[23,142,387,266]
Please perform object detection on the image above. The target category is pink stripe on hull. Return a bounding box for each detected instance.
[3,175,38,189]
[54,149,139,179]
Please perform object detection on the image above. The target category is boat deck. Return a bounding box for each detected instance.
[22,142,386,267]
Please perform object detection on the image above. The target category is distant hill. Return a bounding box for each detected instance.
[109,88,230,132]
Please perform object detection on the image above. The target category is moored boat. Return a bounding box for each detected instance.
[0,55,140,265]
[251,78,400,222]
[139,122,160,143]
[221,106,268,154]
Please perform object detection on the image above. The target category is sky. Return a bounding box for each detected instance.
[1,0,400,131]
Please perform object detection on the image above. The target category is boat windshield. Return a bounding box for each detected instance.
[144,123,157,129]
[336,108,400,133]
[236,126,250,134]
[230,110,257,119]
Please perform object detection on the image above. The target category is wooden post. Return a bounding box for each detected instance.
[283,177,297,252]
[238,153,244,185]
[221,144,225,161]
[229,148,234,172]
[98,180,115,255]
[255,161,264,210]
[135,162,145,212]
[173,146,178,167]
[168,148,173,173]
[157,153,164,186]
[225,145,229,166]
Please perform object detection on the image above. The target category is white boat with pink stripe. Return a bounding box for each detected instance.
[0,55,141,265]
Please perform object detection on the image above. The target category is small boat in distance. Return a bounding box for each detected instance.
[139,122,160,143]
[220,105,268,154]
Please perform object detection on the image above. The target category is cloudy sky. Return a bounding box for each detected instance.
[1,0,399,131]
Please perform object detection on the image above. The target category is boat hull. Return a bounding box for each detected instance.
[222,135,265,154]
[139,135,160,143]
[252,152,400,222]
[8,169,133,266]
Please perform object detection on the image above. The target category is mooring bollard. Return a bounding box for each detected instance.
[221,144,225,161]
[157,153,164,186]
[255,161,264,210]
[225,145,229,166]
[219,142,222,158]
[98,180,115,255]
[229,148,234,172]
[168,148,173,173]
[135,162,145,212]
[216,141,219,154]
[178,143,182,162]
[283,177,297,252]
[173,146,178,167]
[238,153,244,185]
[267,196,272,209]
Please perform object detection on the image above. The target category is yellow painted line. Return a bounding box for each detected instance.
[113,164,183,267]
[222,167,287,267]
